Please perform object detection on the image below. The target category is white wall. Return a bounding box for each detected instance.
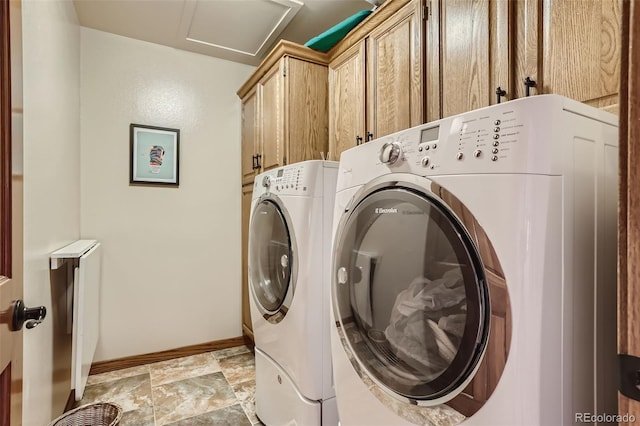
[21,0,80,424]
[80,28,254,362]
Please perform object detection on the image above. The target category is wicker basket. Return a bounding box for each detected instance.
[48,402,123,426]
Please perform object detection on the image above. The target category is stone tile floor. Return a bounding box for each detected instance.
[75,345,263,425]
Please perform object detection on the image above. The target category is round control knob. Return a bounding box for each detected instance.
[262,175,272,188]
[379,142,402,165]
[421,156,430,167]
[456,152,464,160]
[473,150,482,158]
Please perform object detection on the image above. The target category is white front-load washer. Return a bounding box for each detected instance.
[330,95,618,425]
[249,160,338,425]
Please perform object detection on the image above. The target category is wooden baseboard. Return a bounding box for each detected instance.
[89,336,247,376]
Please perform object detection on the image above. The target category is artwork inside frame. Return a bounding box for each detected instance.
[130,123,180,186]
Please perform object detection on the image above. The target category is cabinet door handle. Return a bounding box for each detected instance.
[524,77,537,97]
[256,154,262,169]
[251,154,257,170]
[366,132,374,142]
[356,135,363,146]
[495,86,506,104]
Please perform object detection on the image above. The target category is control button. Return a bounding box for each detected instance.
[424,145,430,151]
[456,152,464,160]
[494,127,500,132]
[493,134,500,140]
[493,141,500,147]
[492,148,499,154]
[418,146,423,152]
[473,149,482,158]
[421,156,430,167]
[495,120,501,125]
[491,155,498,162]
[432,143,438,149]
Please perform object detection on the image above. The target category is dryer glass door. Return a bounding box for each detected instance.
[249,199,292,313]
[333,186,489,402]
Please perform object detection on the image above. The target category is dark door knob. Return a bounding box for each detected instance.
[11,300,46,331]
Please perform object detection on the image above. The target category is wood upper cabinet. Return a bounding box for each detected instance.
[328,0,424,161]
[285,56,330,164]
[435,0,511,118]
[367,0,423,140]
[329,41,366,161]
[260,62,284,172]
[241,87,259,186]
[240,46,329,174]
[514,0,621,112]
[436,0,621,119]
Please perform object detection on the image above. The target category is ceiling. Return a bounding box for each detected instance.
[73,0,375,66]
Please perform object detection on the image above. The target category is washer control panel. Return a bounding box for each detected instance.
[254,161,329,197]
[270,166,306,193]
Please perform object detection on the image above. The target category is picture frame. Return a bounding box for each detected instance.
[130,124,180,186]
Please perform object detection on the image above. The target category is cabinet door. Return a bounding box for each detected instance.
[241,88,259,185]
[515,0,621,112]
[438,0,511,118]
[367,0,423,140]
[260,61,285,171]
[329,41,366,161]
[241,183,254,339]
[285,57,329,164]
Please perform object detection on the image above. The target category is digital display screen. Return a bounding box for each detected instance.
[420,126,439,143]
[277,169,284,177]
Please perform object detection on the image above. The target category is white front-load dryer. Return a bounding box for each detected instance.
[249,160,338,425]
[330,95,619,425]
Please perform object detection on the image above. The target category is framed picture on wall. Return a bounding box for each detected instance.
[130,124,180,186]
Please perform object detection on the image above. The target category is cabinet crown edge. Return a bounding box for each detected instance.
[237,40,329,99]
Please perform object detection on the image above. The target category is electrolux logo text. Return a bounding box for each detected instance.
[374,207,398,214]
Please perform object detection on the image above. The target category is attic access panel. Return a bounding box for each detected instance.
[179,0,303,59]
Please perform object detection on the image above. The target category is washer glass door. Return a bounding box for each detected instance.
[333,186,489,403]
[250,198,292,313]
